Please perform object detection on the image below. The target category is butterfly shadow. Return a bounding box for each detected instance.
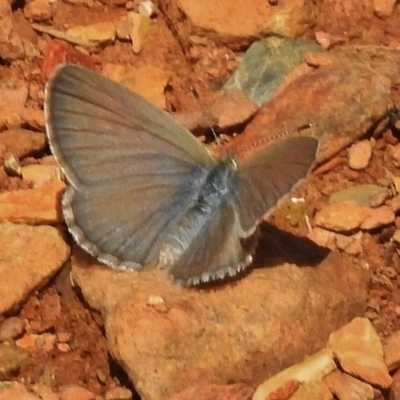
[194,223,330,291]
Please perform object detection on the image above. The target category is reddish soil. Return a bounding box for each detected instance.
[1,1,400,398]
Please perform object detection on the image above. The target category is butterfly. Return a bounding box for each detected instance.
[44,64,318,286]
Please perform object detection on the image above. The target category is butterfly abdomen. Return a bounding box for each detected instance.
[158,159,237,266]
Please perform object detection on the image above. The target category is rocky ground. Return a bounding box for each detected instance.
[1,0,400,399]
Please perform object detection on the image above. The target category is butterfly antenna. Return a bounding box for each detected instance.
[189,86,221,145]
[236,122,315,154]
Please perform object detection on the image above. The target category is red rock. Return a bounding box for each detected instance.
[325,370,374,400]
[315,201,371,233]
[390,144,400,168]
[290,381,332,400]
[0,0,25,61]
[0,78,28,124]
[0,181,65,224]
[41,40,96,83]
[210,90,258,131]
[160,0,314,51]
[21,164,61,188]
[373,0,396,18]
[58,385,95,400]
[0,223,70,314]
[170,383,253,400]
[0,128,46,162]
[391,370,400,400]
[121,66,171,109]
[24,0,51,22]
[104,387,133,400]
[328,318,392,389]
[129,12,150,54]
[360,206,395,230]
[0,382,39,400]
[348,139,372,170]
[336,352,393,389]
[383,330,400,372]
[253,349,335,400]
[66,22,116,46]
[0,316,26,341]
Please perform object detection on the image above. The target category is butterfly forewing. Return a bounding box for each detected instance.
[45,65,214,188]
[45,65,214,268]
[232,136,318,234]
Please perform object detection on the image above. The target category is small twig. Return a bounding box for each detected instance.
[31,23,90,48]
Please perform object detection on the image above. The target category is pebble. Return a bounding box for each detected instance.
[348,139,372,170]
[360,206,395,230]
[21,165,61,188]
[0,78,28,124]
[0,0,25,61]
[41,39,96,83]
[325,370,374,400]
[314,201,371,233]
[373,0,396,18]
[390,144,400,168]
[0,317,26,341]
[67,22,116,46]
[104,387,133,400]
[24,0,52,21]
[138,0,156,17]
[383,331,400,372]
[0,181,65,224]
[328,318,393,389]
[58,384,95,400]
[253,348,336,400]
[129,12,150,54]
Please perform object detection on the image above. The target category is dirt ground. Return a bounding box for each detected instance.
[1,1,400,399]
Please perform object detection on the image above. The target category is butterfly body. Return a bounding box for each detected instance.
[45,64,319,286]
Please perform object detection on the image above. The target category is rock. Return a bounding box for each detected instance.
[391,229,400,245]
[290,380,332,400]
[224,37,322,106]
[18,108,45,131]
[387,195,400,213]
[0,0,25,61]
[325,370,374,400]
[224,60,391,166]
[114,15,133,41]
[393,177,400,194]
[329,184,389,207]
[210,90,258,130]
[0,382,39,400]
[314,31,346,50]
[58,385,95,400]
[21,164,61,188]
[138,0,156,17]
[129,12,150,54]
[315,201,371,233]
[0,345,27,379]
[383,331,400,372]
[0,223,69,314]
[334,232,363,255]
[253,349,336,400]
[0,181,65,224]
[104,387,133,400]
[170,383,253,400]
[360,206,395,230]
[121,66,171,109]
[348,139,372,170]
[391,370,400,400]
[0,317,26,341]
[0,129,46,162]
[41,39,96,83]
[328,317,393,389]
[160,0,315,51]
[67,22,116,46]
[373,0,396,18]
[390,144,400,168]
[0,78,28,126]
[72,248,369,400]
[24,0,51,22]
